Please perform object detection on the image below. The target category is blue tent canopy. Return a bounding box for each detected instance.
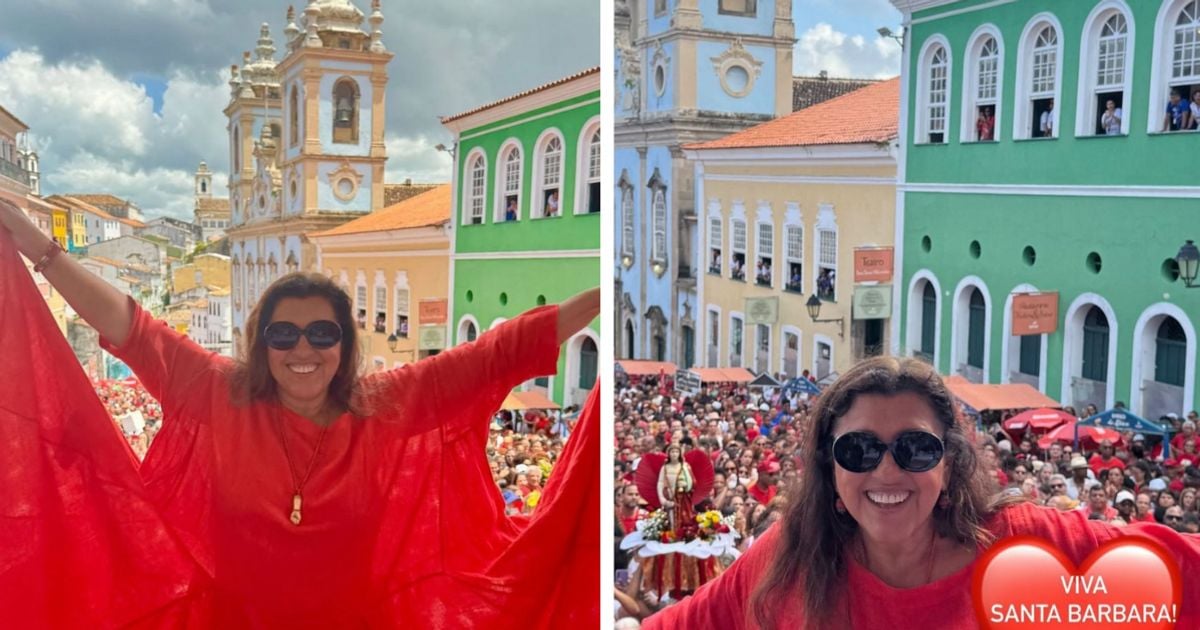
[782,377,822,398]
[1078,408,1174,456]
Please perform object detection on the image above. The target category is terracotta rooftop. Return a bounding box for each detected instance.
[792,74,881,112]
[66,194,131,207]
[117,217,145,228]
[0,105,29,131]
[441,67,599,123]
[383,182,441,207]
[687,78,900,151]
[196,197,231,212]
[311,185,450,237]
[45,195,117,220]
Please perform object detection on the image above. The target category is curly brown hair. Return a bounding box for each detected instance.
[231,272,368,416]
[749,356,1016,629]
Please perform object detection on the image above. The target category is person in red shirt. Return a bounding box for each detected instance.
[643,357,1200,629]
[1171,419,1200,452]
[616,483,649,536]
[747,461,779,505]
[1079,484,1118,521]
[1087,439,1125,476]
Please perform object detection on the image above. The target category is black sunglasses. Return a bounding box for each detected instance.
[263,320,343,350]
[831,430,945,473]
[1166,515,1183,522]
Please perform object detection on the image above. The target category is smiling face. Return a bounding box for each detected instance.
[266,296,342,414]
[832,391,947,548]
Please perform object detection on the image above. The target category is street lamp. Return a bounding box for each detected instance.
[435,142,457,160]
[1177,240,1200,288]
[877,26,905,46]
[805,294,845,338]
[387,333,399,352]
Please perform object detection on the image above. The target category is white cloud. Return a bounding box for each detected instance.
[793,23,901,79]
[48,151,198,220]
[384,134,453,185]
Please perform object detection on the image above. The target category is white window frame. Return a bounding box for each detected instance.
[373,270,388,335]
[813,204,838,301]
[493,139,522,223]
[755,219,773,288]
[619,170,635,259]
[729,312,745,368]
[532,129,565,219]
[705,305,722,368]
[785,222,804,293]
[1149,0,1200,133]
[730,216,747,281]
[393,271,410,339]
[462,148,487,226]
[1076,2,1135,137]
[354,270,368,330]
[651,188,668,264]
[1013,14,1064,140]
[960,26,1005,143]
[916,36,952,145]
[574,116,601,215]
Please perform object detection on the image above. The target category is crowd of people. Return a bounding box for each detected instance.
[93,379,162,460]
[611,372,1200,626]
[487,406,579,516]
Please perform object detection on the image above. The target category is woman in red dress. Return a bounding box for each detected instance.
[0,195,600,628]
[645,357,1200,629]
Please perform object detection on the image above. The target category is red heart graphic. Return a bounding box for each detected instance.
[973,536,1182,629]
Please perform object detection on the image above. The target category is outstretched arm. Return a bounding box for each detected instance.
[0,192,134,346]
[556,286,600,345]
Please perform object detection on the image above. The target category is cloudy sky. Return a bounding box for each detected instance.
[0,0,600,221]
[792,0,903,79]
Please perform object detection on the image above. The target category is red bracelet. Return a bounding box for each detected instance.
[33,240,62,273]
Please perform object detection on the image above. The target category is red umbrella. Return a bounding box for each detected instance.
[1038,421,1124,450]
[1003,408,1072,436]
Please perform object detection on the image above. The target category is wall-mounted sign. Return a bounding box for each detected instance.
[419,299,448,325]
[854,247,894,283]
[419,325,446,350]
[853,285,892,320]
[1011,292,1058,336]
[675,370,701,396]
[745,297,779,325]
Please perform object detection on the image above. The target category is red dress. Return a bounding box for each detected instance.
[644,502,1200,629]
[0,232,598,629]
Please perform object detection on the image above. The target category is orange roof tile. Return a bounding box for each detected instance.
[196,197,230,212]
[310,185,451,237]
[441,67,599,123]
[45,195,117,220]
[687,78,900,150]
[117,217,145,228]
[66,193,130,207]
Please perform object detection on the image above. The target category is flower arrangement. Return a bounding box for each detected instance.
[637,509,735,544]
[694,510,733,541]
[638,509,671,543]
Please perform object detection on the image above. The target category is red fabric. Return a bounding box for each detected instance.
[0,231,598,629]
[1087,453,1125,476]
[746,483,777,506]
[643,502,1200,629]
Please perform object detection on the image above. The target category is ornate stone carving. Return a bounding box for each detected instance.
[710,38,763,98]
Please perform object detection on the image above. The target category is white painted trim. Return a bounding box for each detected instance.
[704,174,895,186]
[319,249,449,258]
[909,0,1019,25]
[574,115,601,216]
[1147,0,1199,134]
[999,284,1049,393]
[563,328,601,406]
[915,34,953,145]
[1013,13,1065,140]
[488,316,509,330]
[950,275,992,382]
[729,310,746,368]
[959,24,1006,143]
[456,98,600,142]
[493,138,524,223]
[1129,303,1196,417]
[461,147,488,226]
[683,145,896,163]
[1075,1,1136,138]
[752,321,773,376]
[900,182,1200,198]
[623,315,638,360]
[780,325,802,379]
[456,314,480,346]
[310,227,448,247]
[1060,293,1119,410]
[452,248,600,260]
[706,304,723,368]
[446,79,600,135]
[811,333,835,381]
[906,270,943,368]
[531,127,567,220]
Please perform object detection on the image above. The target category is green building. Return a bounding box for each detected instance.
[441,68,601,407]
[891,0,1200,418]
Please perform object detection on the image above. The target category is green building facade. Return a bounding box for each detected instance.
[891,0,1200,418]
[442,68,601,407]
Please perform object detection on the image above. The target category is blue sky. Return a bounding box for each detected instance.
[791,0,904,79]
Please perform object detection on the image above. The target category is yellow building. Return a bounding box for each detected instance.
[309,185,450,370]
[50,206,69,249]
[173,253,232,295]
[684,80,899,382]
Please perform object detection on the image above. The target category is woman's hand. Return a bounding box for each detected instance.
[555,287,600,345]
[0,191,55,261]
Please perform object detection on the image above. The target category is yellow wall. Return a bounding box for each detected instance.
[315,235,449,369]
[698,157,896,380]
[69,210,86,249]
[51,209,68,249]
[173,254,231,294]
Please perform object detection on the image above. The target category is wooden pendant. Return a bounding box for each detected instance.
[290,493,302,526]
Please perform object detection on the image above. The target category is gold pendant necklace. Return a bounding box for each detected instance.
[274,408,332,526]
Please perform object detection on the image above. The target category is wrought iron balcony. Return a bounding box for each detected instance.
[0,159,30,187]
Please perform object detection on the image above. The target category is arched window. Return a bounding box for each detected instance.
[535,133,563,218]
[919,282,937,363]
[620,173,635,260]
[708,215,723,275]
[730,218,746,281]
[495,143,521,222]
[1169,1,1200,130]
[1016,18,1062,139]
[579,337,598,388]
[755,221,773,287]
[233,126,240,172]
[967,288,986,369]
[1156,317,1187,386]
[624,320,635,359]
[1082,306,1110,381]
[289,84,299,146]
[651,189,667,264]
[466,321,478,343]
[1078,6,1132,136]
[332,78,359,144]
[963,30,1002,142]
[918,42,950,143]
[580,126,601,214]
[464,152,486,225]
